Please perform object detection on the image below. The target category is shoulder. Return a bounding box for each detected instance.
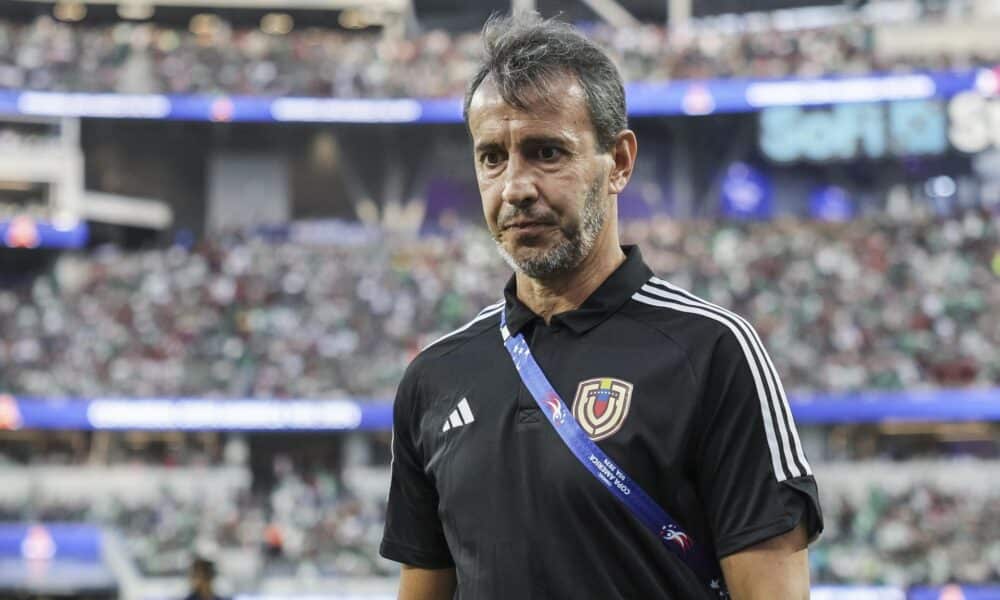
[401,299,505,387]
[624,274,777,379]
[421,299,505,352]
[632,276,815,485]
[626,275,745,349]
[391,300,503,440]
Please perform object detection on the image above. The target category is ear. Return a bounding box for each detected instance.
[607,129,637,195]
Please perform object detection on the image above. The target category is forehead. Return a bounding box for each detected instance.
[467,75,594,143]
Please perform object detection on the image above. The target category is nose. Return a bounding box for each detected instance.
[500,154,538,208]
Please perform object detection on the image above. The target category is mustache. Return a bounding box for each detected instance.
[497,208,559,230]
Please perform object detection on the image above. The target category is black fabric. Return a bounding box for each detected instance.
[380,246,823,599]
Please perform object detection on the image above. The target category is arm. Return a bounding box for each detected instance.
[691,328,823,596]
[720,523,810,600]
[380,364,456,585]
[398,565,457,600]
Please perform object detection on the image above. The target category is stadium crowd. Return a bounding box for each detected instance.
[0,444,389,580]
[0,11,995,98]
[814,478,1000,586]
[627,210,1000,393]
[3,437,999,587]
[1,210,997,400]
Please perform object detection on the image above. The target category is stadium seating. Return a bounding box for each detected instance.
[2,212,996,399]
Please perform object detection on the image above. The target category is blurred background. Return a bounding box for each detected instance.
[0,0,997,598]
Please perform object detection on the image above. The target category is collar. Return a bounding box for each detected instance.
[503,245,653,337]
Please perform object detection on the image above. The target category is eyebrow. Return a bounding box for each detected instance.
[521,136,572,150]
[474,135,571,155]
[474,141,504,155]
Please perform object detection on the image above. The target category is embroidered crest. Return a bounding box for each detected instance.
[571,377,633,441]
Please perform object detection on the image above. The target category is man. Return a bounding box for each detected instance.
[183,557,226,600]
[380,13,822,599]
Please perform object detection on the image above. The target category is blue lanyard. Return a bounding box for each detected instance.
[500,308,728,597]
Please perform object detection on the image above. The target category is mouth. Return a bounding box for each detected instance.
[503,221,557,233]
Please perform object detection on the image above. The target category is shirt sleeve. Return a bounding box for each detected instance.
[379,362,454,568]
[694,326,824,559]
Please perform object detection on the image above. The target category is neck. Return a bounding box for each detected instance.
[516,242,626,323]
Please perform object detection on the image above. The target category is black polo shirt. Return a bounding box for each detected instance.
[380,246,822,599]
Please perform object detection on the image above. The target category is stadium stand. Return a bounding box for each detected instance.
[2,439,998,588]
[0,12,997,98]
[1,211,996,399]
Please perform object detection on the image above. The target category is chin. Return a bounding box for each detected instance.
[507,241,555,263]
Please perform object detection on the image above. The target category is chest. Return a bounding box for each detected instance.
[419,318,703,527]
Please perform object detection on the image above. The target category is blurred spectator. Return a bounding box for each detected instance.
[185,557,226,600]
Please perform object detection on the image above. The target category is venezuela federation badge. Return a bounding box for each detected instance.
[571,377,633,441]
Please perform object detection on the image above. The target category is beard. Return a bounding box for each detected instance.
[494,175,606,280]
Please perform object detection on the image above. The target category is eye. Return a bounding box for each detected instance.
[536,146,562,161]
[480,151,505,168]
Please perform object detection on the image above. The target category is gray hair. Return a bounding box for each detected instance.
[462,12,627,151]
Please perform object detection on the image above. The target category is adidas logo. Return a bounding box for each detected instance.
[442,398,475,432]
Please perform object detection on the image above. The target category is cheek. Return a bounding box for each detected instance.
[538,177,584,217]
[479,183,502,233]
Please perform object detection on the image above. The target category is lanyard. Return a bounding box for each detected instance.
[500,308,728,597]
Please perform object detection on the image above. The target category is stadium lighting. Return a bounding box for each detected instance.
[260,12,294,35]
[117,2,154,19]
[53,1,86,22]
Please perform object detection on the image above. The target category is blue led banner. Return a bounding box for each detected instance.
[0,67,994,123]
[0,523,114,593]
[0,217,88,249]
[0,524,101,561]
[790,388,1000,424]
[0,395,391,431]
[0,389,997,431]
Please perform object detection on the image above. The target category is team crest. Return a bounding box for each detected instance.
[571,377,633,441]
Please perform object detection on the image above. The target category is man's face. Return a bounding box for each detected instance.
[190,566,211,593]
[467,75,612,279]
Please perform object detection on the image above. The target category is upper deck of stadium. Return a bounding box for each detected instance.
[0,0,996,98]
